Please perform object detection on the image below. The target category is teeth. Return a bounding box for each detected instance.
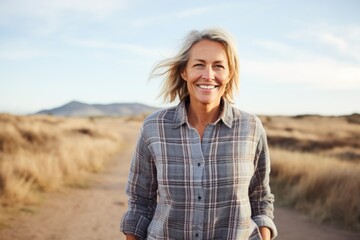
[198,85,216,89]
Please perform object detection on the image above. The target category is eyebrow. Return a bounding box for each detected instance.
[193,59,225,64]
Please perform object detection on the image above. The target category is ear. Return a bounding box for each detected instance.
[181,69,187,81]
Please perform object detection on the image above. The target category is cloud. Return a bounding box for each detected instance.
[0,40,60,60]
[288,25,360,61]
[248,24,360,90]
[175,6,220,18]
[0,49,54,60]
[317,31,360,61]
[0,0,130,36]
[131,5,228,27]
[243,57,360,90]
[68,39,169,58]
[0,0,128,18]
[252,40,295,55]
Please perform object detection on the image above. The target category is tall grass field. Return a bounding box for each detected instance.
[0,114,123,208]
[261,114,360,231]
[0,113,359,232]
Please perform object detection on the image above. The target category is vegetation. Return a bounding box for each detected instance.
[270,148,360,231]
[1,112,359,232]
[261,115,360,162]
[261,115,360,231]
[0,114,123,207]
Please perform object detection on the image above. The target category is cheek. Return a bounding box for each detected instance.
[186,71,201,81]
[217,72,231,84]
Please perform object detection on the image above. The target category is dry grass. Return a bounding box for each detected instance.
[271,149,360,230]
[261,115,360,161]
[266,114,360,231]
[2,112,359,232]
[0,114,123,207]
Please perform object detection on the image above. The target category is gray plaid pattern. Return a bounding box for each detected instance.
[121,100,277,240]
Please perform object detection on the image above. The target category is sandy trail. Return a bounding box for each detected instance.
[0,121,359,240]
[274,206,359,240]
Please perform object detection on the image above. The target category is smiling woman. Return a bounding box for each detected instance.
[181,40,230,111]
[120,28,277,240]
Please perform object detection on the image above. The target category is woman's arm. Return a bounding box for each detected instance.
[249,120,278,239]
[259,226,271,240]
[120,127,158,239]
[125,234,139,240]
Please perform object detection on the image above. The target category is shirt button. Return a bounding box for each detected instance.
[197,163,201,167]
[198,196,202,201]
[195,233,199,237]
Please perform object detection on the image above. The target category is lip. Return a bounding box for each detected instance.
[196,84,218,90]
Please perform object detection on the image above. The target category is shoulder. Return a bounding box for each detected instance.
[229,106,266,140]
[232,106,263,127]
[140,106,177,133]
[143,106,177,124]
[137,106,178,141]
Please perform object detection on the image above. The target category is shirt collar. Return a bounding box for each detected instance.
[172,98,233,129]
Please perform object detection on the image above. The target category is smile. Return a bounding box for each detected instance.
[197,85,217,89]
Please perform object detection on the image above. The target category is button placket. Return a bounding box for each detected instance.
[189,126,205,239]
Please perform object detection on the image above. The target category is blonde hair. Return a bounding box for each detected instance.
[150,28,240,103]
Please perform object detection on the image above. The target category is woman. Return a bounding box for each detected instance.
[120,28,277,240]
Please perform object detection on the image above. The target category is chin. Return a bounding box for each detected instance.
[195,97,221,105]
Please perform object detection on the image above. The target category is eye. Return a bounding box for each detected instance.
[193,63,204,68]
[214,64,225,69]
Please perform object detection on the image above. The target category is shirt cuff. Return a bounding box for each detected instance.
[252,215,278,239]
[120,211,151,239]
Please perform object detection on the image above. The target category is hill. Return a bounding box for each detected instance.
[36,101,160,117]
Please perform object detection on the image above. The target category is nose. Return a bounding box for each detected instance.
[201,66,215,80]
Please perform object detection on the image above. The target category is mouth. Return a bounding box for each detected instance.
[197,84,218,90]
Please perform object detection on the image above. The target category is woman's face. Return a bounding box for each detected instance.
[181,39,230,107]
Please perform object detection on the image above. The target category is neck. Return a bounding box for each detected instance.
[187,100,222,127]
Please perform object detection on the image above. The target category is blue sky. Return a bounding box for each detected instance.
[0,0,359,115]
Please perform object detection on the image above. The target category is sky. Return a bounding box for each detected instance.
[0,0,359,116]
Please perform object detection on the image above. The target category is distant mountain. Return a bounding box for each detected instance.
[36,101,161,117]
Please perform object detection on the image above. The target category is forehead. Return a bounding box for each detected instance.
[188,40,228,62]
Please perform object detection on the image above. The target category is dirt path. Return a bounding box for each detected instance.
[0,121,359,240]
[0,120,140,240]
[274,206,359,240]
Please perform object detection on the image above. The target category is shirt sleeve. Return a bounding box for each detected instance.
[249,119,278,239]
[120,127,158,239]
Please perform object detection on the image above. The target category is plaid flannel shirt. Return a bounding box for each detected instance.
[121,99,277,240]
